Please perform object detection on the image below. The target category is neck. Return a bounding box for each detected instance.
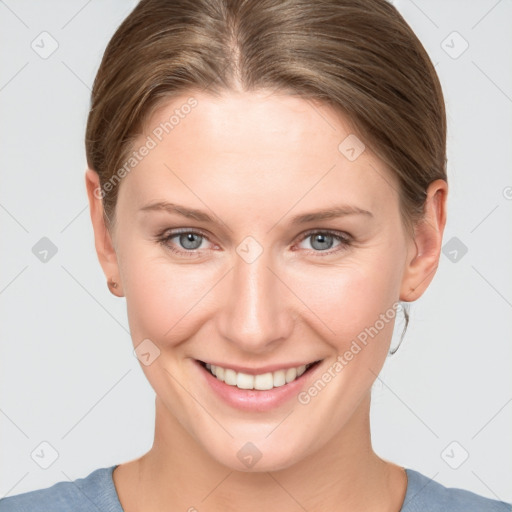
[114,393,407,512]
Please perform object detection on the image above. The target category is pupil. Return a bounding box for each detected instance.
[312,233,333,251]
[181,233,201,249]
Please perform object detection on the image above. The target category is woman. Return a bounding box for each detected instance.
[1,0,510,510]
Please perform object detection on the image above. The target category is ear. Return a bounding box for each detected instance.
[400,179,448,302]
[85,169,124,297]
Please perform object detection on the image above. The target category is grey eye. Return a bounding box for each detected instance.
[309,233,335,251]
[179,232,203,250]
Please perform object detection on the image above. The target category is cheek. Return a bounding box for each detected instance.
[120,244,220,346]
[287,250,403,347]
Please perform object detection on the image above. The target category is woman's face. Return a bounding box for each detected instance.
[95,90,429,471]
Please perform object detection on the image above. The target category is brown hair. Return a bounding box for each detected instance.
[85,0,447,352]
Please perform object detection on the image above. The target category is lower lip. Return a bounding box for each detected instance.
[194,360,322,412]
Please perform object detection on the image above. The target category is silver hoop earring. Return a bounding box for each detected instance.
[389,301,409,355]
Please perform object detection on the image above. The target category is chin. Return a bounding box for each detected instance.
[203,432,312,473]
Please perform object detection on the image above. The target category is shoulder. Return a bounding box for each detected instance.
[402,468,512,512]
[0,466,123,512]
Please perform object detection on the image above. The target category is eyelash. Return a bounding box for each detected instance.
[156,228,352,258]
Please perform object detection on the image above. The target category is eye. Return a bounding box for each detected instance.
[157,229,213,257]
[295,230,352,255]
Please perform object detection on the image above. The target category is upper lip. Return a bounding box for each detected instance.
[197,359,321,375]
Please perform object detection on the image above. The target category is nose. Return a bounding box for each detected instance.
[216,246,295,354]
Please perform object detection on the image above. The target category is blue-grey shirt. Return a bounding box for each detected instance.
[0,465,510,511]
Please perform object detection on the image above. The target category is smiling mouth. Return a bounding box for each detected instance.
[197,360,322,390]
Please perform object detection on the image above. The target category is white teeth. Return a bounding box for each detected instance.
[237,372,254,389]
[204,362,315,389]
[272,370,286,387]
[224,368,237,386]
[215,366,225,381]
[285,367,297,383]
[254,372,274,390]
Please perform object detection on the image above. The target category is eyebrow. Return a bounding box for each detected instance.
[139,201,373,224]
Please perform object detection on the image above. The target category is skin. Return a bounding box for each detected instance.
[86,89,447,512]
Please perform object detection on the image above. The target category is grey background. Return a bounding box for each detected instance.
[1,0,511,503]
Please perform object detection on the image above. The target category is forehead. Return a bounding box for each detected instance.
[119,90,399,221]
[145,89,355,159]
